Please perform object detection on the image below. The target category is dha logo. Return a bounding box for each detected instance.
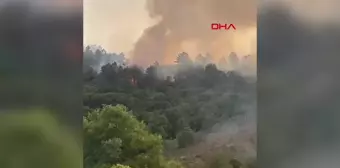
[211,23,236,30]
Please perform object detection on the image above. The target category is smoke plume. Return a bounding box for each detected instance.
[131,0,257,67]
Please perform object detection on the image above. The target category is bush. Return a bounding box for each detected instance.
[165,160,184,168]
[164,139,178,150]
[84,105,184,168]
[177,127,195,148]
[111,164,131,168]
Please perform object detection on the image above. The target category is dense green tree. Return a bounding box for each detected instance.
[177,127,195,148]
[84,105,183,168]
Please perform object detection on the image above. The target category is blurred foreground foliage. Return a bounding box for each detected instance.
[0,109,82,168]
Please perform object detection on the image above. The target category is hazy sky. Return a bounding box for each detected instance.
[84,0,339,57]
[84,0,152,52]
[84,0,257,66]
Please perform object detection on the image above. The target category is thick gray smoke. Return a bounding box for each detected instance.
[131,0,256,67]
[258,1,340,168]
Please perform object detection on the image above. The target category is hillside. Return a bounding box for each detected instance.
[83,47,256,168]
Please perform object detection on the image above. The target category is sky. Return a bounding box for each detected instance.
[84,0,152,53]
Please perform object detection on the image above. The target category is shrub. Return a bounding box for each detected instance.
[177,127,195,148]
[111,164,131,168]
[84,105,184,168]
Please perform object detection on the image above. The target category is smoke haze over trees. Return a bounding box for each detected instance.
[84,45,126,72]
[84,45,256,77]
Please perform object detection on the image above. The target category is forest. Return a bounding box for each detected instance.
[83,46,256,168]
